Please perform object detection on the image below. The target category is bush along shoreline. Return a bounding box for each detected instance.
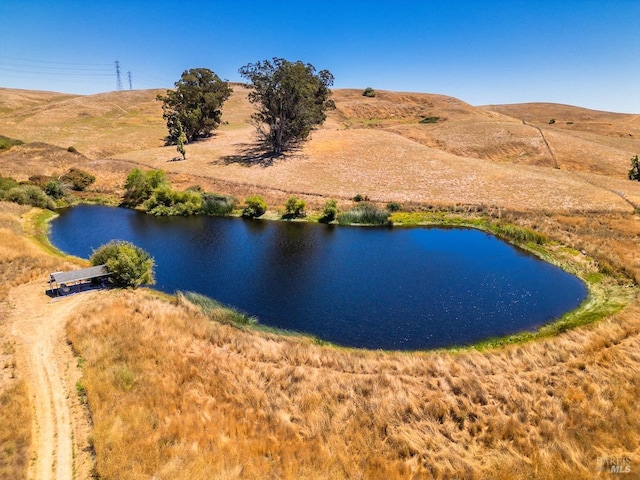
[122,168,238,216]
[0,167,96,211]
[33,167,629,353]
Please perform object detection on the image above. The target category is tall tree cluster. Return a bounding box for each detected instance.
[157,60,334,156]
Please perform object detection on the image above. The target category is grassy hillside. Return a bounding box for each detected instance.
[3,85,639,211]
[482,102,640,175]
[482,102,640,138]
[2,86,640,478]
[0,89,77,115]
[0,88,166,158]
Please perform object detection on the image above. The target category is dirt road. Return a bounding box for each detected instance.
[8,281,94,480]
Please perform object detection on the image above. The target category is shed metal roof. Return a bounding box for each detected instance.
[50,265,109,285]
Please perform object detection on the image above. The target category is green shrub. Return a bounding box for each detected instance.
[123,169,151,205]
[67,146,79,154]
[628,155,640,181]
[4,185,56,209]
[284,196,306,218]
[45,180,65,200]
[337,202,391,226]
[362,87,376,98]
[548,119,556,125]
[3,187,28,205]
[201,193,237,216]
[0,135,23,151]
[353,194,369,202]
[320,198,338,223]
[386,202,401,212]
[0,175,19,193]
[123,168,168,206]
[61,168,95,191]
[146,170,167,189]
[419,116,440,124]
[145,185,202,216]
[242,195,267,218]
[90,240,155,288]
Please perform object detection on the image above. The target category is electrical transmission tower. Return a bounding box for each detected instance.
[114,60,123,91]
[127,71,133,90]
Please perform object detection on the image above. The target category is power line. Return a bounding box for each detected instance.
[125,68,174,87]
[0,62,112,73]
[0,54,112,67]
[0,67,112,77]
[0,55,174,92]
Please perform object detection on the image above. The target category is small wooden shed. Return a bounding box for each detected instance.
[49,265,110,295]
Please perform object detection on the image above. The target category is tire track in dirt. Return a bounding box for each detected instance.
[8,281,94,480]
[523,120,560,169]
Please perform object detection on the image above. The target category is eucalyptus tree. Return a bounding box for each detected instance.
[239,58,335,155]
[157,68,232,143]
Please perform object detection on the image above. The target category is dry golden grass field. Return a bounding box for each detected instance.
[1,85,640,479]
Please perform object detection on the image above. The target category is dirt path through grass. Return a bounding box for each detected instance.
[8,281,94,480]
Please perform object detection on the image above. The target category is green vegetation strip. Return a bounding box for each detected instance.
[178,291,257,327]
[178,291,331,343]
[26,209,68,258]
[470,280,632,351]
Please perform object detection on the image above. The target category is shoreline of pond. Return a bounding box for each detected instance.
[37,202,636,353]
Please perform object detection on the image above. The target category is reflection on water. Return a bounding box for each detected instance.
[50,205,587,350]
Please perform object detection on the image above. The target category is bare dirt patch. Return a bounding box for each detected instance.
[8,282,94,480]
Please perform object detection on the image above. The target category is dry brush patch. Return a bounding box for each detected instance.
[507,210,640,285]
[0,142,96,182]
[0,379,31,479]
[66,285,640,479]
[0,203,66,302]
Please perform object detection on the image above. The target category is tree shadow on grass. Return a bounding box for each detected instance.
[216,142,279,167]
[216,142,302,168]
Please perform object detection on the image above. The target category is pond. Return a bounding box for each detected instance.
[50,205,587,350]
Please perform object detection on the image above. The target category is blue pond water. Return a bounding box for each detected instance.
[50,205,587,350]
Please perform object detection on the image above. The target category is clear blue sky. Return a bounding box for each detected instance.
[1,0,638,112]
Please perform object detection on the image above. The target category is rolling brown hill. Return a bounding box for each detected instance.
[483,102,640,138]
[3,85,639,212]
[0,88,166,158]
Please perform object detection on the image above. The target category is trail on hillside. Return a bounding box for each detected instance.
[8,281,94,480]
[522,120,559,169]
